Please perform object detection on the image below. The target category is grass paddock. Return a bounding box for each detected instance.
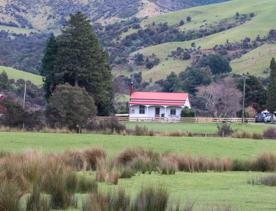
[2,130,276,210]
[1,132,276,160]
[124,122,274,134]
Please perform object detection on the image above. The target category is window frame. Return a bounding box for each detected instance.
[170,107,176,116]
[139,105,146,114]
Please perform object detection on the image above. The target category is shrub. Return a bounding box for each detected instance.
[0,181,21,211]
[263,128,276,139]
[181,107,196,117]
[46,84,97,131]
[217,123,233,137]
[0,97,26,129]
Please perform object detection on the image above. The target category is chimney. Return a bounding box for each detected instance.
[129,81,135,95]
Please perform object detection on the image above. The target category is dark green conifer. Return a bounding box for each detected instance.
[267,58,276,113]
[41,12,113,115]
[40,34,58,99]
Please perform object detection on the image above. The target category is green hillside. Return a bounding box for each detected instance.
[0,66,43,86]
[231,44,276,76]
[131,0,276,80]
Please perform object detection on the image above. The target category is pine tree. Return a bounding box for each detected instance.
[267,58,276,113]
[41,12,113,115]
[40,34,58,99]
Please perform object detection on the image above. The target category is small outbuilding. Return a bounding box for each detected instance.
[129,91,191,121]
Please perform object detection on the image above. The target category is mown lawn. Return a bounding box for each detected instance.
[101,172,276,211]
[124,122,275,134]
[1,132,276,160]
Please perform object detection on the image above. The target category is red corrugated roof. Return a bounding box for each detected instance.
[129,92,188,106]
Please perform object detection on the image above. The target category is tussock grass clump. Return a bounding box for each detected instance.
[84,148,106,170]
[217,123,233,137]
[232,160,251,171]
[26,183,50,211]
[248,174,276,187]
[133,125,155,136]
[263,128,276,139]
[252,153,276,172]
[0,151,44,191]
[83,189,131,211]
[158,157,177,175]
[232,131,263,139]
[117,148,159,165]
[0,181,21,211]
[119,167,136,178]
[77,175,98,193]
[162,153,232,172]
[62,150,87,171]
[259,174,276,186]
[82,186,183,211]
[132,187,169,211]
[96,159,119,185]
[41,158,76,209]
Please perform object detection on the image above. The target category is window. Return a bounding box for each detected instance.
[170,108,176,115]
[139,105,145,114]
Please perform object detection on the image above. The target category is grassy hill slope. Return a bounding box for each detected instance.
[132,0,276,79]
[0,66,42,86]
[231,44,276,76]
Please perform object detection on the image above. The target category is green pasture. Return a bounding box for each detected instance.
[125,122,275,134]
[1,131,276,160]
[231,43,276,76]
[126,0,276,81]
[0,25,35,34]
[102,172,276,211]
[0,66,43,86]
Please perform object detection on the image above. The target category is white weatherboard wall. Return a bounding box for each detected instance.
[129,105,183,120]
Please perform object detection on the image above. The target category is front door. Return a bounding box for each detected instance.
[155,107,160,117]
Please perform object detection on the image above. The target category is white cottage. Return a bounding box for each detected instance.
[129,91,191,121]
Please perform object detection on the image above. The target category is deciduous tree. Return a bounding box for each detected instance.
[198,78,242,117]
